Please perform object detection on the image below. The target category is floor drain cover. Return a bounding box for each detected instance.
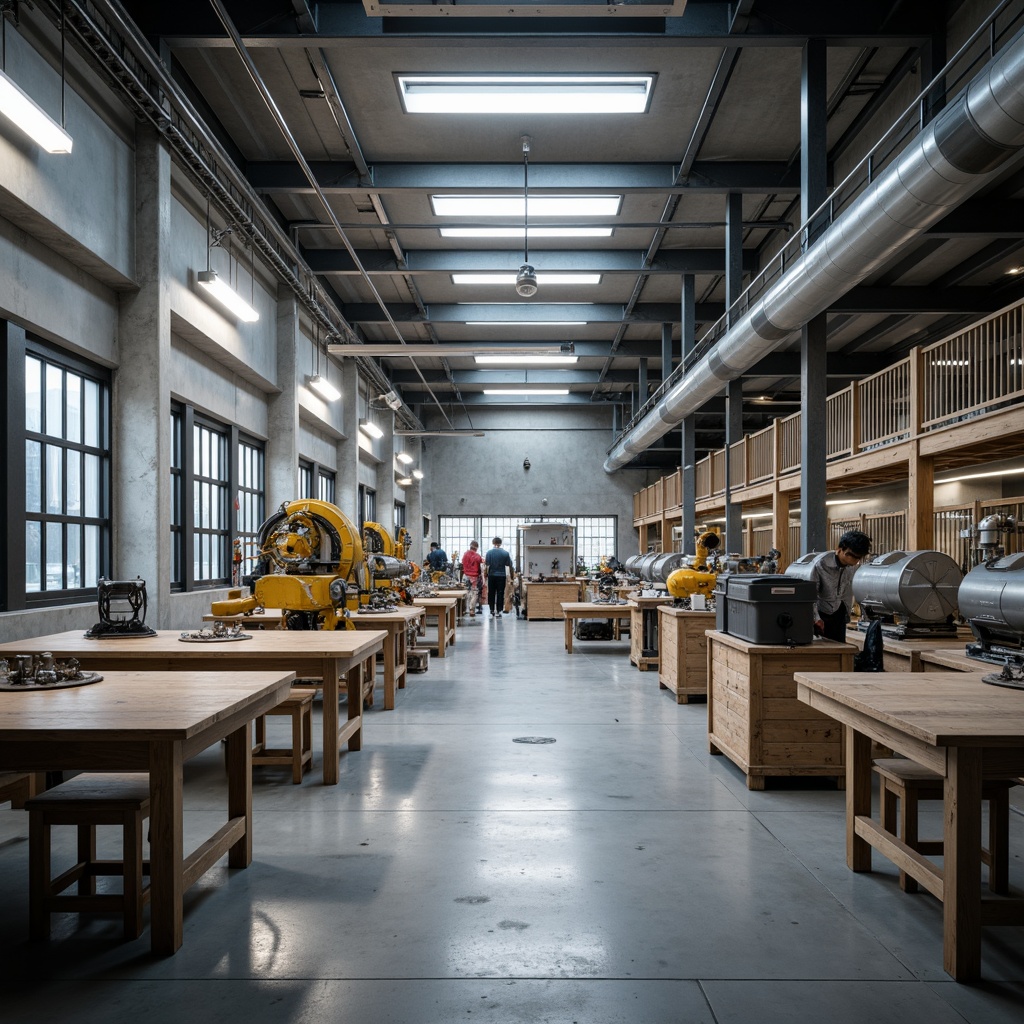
[513,736,556,744]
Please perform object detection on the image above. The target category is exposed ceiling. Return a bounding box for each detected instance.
[119,0,1024,466]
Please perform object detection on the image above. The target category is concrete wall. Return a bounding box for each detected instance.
[421,407,645,558]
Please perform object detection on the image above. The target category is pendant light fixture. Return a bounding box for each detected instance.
[515,135,538,298]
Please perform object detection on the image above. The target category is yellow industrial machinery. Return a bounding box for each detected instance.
[666,530,722,602]
[362,521,416,602]
[212,499,364,629]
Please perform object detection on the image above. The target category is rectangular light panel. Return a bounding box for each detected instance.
[431,195,621,218]
[399,75,654,115]
[440,227,612,239]
[453,273,601,285]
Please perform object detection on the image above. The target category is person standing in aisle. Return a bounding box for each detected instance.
[809,529,871,641]
[462,540,485,618]
[485,536,514,618]
[425,541,448,574]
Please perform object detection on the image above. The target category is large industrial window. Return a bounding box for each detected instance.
[298,460,313,498]
[394,501,406,531]
[170,403,265,591]
[22,341,110,603]
[438,514,617,571]
[359,485,376,529]
[318,469,335,504]
[236,438,264,581]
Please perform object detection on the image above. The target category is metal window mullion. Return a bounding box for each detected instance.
[182,405,196,591]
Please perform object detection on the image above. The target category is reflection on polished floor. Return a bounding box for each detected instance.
[1,617,1023,1022]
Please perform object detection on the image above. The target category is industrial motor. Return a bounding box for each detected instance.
[959,552,1024,662]
[852,550,962,638]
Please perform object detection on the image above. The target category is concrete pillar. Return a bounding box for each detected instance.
[113,126,171,626]
[405,437,423,549]
[336,360,359,519]
[267,290,301,509]
[378,408,396,526]
[800,38,829,554]
[681,274,696,551]
[724,192,744,553]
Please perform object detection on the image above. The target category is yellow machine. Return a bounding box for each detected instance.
[212,499,365,629]
[666,530,722,602]
[361,521,416,601]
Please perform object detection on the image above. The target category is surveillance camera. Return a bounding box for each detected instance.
[516,264,538,298]
[381,390,402,411]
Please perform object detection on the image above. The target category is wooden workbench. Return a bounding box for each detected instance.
[629,595,672,672]
[706,630,855,789]
[843,626,976,672]
[524,579,581,619]
[657,606,716,702]
[560,602,632,654]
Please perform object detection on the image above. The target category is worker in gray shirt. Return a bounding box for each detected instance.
[809,530,871,641]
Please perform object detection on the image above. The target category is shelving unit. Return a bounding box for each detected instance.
[519,522,576,580]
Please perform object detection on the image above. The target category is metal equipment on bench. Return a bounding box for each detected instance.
[960,552,1024,666]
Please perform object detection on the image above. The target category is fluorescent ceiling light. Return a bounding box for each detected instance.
[936,466,1024,484]
[196,270,259,322]
[307,374,341,401]
[359,418,384,439]
[331,344,566,358]
[465,321,587,326]
[396,476,413,487]
[483,388,570,395]
[412,469,424,479]
[474,355,578,365]
[432,195,621,218]
[395,429,485,437]
[440,227,612,239]
[453,273,601,285]
[0,67,73,154]
[396,452,414,464]
[398,75,654,115]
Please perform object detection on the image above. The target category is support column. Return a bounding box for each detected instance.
[405,437,423,549]
[681,274,697,551]
[114,126,172,626]
[267,291,301,510]
[723,192,744,554]
[660,322,673,384]
[378,409,396,527]
[908,445,935,548]
[800,38,829,554]
[336,360,359,519]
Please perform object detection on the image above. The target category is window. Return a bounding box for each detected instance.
[359,485,376,529]
[394,501,406,532]
[298,460,313,499]
[299,461,335,504]
[169,402,265,591]
[318,469,335,504]
[575,516,617,568]
[237,439,264,581]
[16,340,111,605]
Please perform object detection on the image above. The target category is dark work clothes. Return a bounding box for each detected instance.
[819,604,848,642]
[485,547,513,615]
[426,548,448,571]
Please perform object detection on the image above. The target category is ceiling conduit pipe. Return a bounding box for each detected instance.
[604,25,1024,473]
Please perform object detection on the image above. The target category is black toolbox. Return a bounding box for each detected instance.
[716,574,816,646]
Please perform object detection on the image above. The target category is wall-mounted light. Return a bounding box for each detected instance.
[396,452,414,465]
[359,418,384,439]
[308,374,340,402]
[196,270,260,322]
[0,10,73,154]
[412,468,424,480]
[396,476,413,487]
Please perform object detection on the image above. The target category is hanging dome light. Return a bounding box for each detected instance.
[516,135,537,298]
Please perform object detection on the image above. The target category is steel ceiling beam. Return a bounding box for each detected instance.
[246,160,800,194]
[341,302,723,324]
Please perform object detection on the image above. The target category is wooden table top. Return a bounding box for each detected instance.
[560,601,633,614]
[705,630,854,654]
[794,671,1024,747]
[412,596,459,607]
[0,628,386,661]
[0,670,294,742]
[350,605,425,624]
[659,606,716,619]
[917,647,989,672]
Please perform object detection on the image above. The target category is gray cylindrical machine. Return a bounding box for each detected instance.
[780,552,825,583]
[623,554,645,575]
[852,550,962,624]
[369,554,413,580]
[633,553,661,580]
[958,552,1024,639]
[648,552,687,583]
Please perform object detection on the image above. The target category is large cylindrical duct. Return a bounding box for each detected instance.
[605,28,1024,472]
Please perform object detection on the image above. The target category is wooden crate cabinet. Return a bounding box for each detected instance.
[706,631,854,790]
[524,580,580,620]
[657,608,716,702]
[629,596,671,671]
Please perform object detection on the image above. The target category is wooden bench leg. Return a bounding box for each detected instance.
[124,811,146,939]
[77,823,97,896]
[900,783,919,894]
[29,812,50,940]
[988,790,1009,895]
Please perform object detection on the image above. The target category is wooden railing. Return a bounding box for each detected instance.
[635,297,1024,522]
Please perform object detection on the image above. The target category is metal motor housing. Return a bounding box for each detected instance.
[959,552,1024,649]
[780,552,826,583]
[852,550,962,625]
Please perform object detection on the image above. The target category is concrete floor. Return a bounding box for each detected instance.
[1,614,1023,1022]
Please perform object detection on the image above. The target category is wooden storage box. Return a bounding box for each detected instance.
[524,580,581,620]
[706,630,854,789]
[657,607,716,702]
[629,596,671,672]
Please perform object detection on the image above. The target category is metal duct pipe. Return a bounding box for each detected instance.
[605,26,1024,472]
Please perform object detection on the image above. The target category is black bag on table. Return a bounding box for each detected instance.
[853,619,885,672]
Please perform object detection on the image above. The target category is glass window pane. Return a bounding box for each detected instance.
[84,454,99,518]
[66,450,81,515]
[26,522,41,592]
[45,445,63,514]
[26,440,41,512]
[84,525,99,588]
[67,525,81,590]
[66,374,82,443]
[46,522,63,589]
[25,356,42,432]
[85,379,100,446]
[45,364,63,437]
[193,533,201,581]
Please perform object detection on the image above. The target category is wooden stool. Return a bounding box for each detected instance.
[0,771,44,809]
[873,757,1013,894]
[253,688,315,784]
[25,773,151,940]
